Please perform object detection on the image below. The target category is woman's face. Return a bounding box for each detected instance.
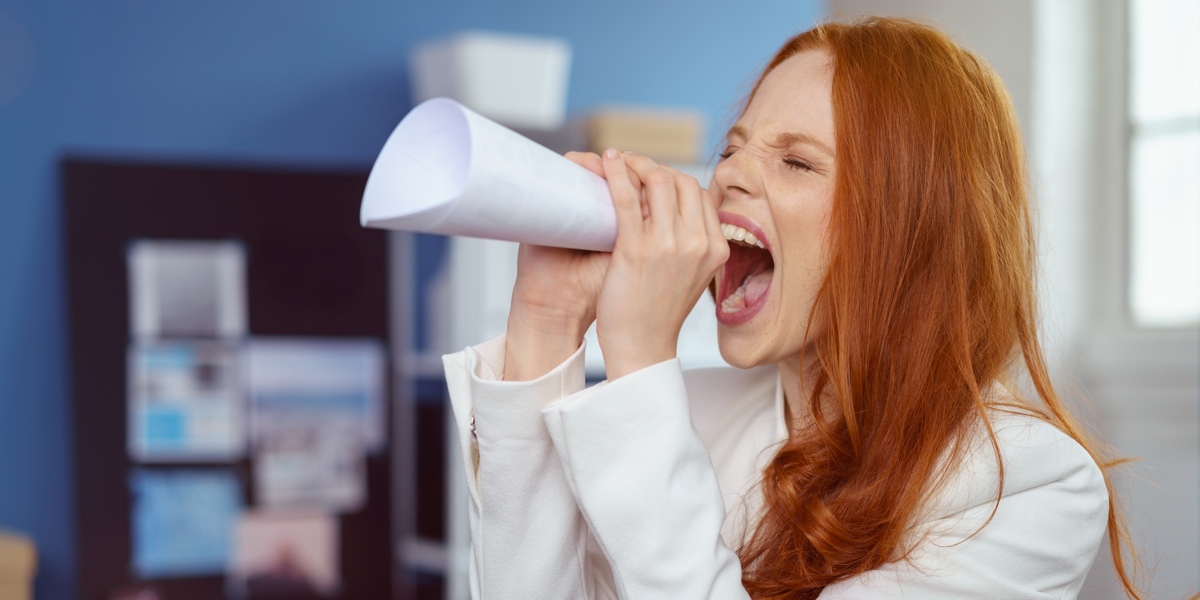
[712,48,836,369]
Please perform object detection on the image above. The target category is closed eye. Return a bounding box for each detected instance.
[784,158,814,172]
[721,148,818,173]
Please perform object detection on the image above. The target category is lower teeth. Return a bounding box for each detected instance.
[721,275,753,313]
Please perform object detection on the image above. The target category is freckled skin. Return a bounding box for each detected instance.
[712,49,837,402]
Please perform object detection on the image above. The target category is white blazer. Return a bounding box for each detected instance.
[442,335,1109,599]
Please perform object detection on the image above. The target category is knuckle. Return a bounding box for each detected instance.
[654,234,676,253]
[615,200,640,217]
[627,154,653,168]
[614,185,638,202]
[662,166,693,186]
[650,169,674,187]
[714,244,731,263]
[710,236,730,256]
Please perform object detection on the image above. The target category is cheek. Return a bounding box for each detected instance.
[775,204,828,285]
[771,200,833,335]
[777,246,824,319]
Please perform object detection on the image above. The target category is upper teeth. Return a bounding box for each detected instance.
[721,224,765,249]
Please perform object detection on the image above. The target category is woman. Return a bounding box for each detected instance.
[443,17,1141,599]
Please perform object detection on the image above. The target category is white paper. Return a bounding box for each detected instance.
[360,97,618,252]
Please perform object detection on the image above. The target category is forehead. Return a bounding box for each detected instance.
[735,48,835,149]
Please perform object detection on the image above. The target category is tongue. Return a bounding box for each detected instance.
[744,270,772,306]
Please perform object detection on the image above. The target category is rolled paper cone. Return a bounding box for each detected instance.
[360,97,618,252]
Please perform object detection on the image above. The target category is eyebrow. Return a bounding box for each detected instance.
[727,125,835,157]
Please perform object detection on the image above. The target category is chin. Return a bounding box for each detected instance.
[717,323,773,369]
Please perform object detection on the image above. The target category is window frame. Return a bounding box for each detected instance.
[1122,0,1200,330]
[1072,0,1198,397]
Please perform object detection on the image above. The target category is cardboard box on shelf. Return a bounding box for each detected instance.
[585,109,706,164]
[0,531,36,600]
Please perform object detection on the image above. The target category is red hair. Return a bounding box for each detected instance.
[734,17,1151,599]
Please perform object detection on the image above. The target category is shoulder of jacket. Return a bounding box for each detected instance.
[927,409,1107,520]
[992,411,1105,492]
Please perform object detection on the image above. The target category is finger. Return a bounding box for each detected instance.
[622,154,675,204]
[565,151,605,179]
[620,150,646,192]
[646,167,679,237]
[669,170,722,273]
[700,187,728,263]
[618,152,650,218]
[601,148,647,236]
[623,156,679,236]
[668,168,704,225]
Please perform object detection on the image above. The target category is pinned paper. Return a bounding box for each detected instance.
[246,338,385,453]
[129,469,243,579]
[127,240,246,339]
[127,342,246,462]
[246,338,383,512]
[228,511,340,598]
[253,422,366,512]
[360,98,618,252]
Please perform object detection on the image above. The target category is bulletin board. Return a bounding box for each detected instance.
[63,158,393,600]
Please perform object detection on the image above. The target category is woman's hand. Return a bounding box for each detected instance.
[595,149,729,380]
[503,152,612,382]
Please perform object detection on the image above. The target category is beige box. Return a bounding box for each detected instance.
[585,109,705,164]
[0,531,36,600]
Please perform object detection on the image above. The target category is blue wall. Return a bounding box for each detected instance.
[0,1,823,597]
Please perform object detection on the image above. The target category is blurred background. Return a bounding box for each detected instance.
[0,1,1195,599]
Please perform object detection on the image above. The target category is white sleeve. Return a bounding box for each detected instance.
[819,416,1109,599]
[541,358,751,600]
[442,334,596,600]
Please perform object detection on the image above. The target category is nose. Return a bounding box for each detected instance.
[713,147,760,203]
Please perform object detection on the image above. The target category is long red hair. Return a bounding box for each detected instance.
[735,17,1150,599]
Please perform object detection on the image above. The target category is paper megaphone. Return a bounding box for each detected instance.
[360,98,617,252]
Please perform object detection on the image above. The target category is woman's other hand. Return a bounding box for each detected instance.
[503,152,612,382]
[596,150,729,380]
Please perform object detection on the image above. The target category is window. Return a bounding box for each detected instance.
[1128,0,1200,327]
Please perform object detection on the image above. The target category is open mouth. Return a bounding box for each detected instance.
[717,213,773,325]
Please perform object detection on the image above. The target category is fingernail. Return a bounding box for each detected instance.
[622,150,636,155]
[605,148,618,159]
